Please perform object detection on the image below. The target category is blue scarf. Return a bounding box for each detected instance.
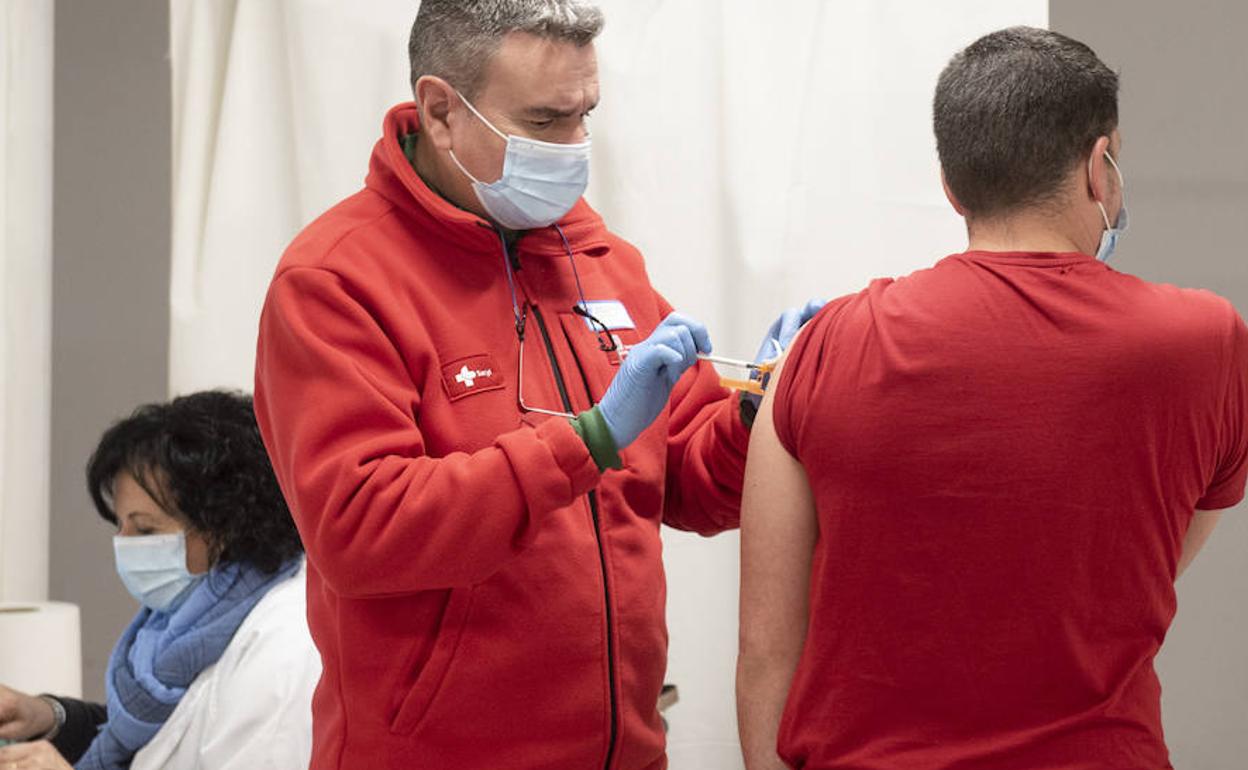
[76,558,301,770]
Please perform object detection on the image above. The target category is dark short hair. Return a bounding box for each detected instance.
[409,0,605,98]
[934,26,1120,219]
[86,390,302,574]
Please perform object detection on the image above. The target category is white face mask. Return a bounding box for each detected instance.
[1093,151,1129,263]
[113,532,204,613]
[448,91,592,231]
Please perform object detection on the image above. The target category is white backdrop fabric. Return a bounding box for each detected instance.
[0,0,53,602]
[169,1,1045,765]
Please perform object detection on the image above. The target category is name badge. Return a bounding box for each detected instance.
[580,300,635,331]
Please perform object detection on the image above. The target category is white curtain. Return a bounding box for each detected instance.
[592,4,1047,766]
[169,1,1046,765]
[0,0,54,603]
[169,0,415,395]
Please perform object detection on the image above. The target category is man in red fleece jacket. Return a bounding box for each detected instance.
[254,2,821,768]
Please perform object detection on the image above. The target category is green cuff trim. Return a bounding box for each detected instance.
[570,406,623,472]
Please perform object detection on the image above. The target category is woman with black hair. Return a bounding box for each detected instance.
[0,391,319,770]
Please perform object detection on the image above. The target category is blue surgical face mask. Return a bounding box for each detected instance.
[113,532,204,613]
[1094,152,1129,263]
[448,91,592,231]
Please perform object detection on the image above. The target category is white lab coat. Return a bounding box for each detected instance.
[129,561,320,770]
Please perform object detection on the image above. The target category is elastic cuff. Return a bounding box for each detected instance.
[570,406,624,472]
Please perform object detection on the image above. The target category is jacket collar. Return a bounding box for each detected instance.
[365,102,611,259]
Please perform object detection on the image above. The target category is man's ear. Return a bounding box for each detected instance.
[1086,134,1113,204]
[941,170,969,217]
[414,76,457,152]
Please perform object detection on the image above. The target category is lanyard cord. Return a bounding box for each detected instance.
[554,224,591,316]
[496,229,526,341]
[500,224,597,342]
[556,224,620,353]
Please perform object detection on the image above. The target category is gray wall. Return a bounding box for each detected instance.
[50,0,171,700]
[1051,3,1248,767]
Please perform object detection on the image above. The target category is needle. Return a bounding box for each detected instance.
[697,353,777,374]
[620,348,778,375]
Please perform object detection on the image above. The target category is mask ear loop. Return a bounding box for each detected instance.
[449,90,510,186]
[1092,151,1124,230]
[455,90,509,141]
[448,149,485,187]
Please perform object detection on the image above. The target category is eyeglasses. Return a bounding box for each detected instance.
[516,303,625,420]
[514,304,579,419]
[517,327,577,419]
[499,223,624,419]
[573,305,618,353]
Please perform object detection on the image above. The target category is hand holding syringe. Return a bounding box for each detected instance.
[618,344,777,396]
[696,354,777,396]
[616,300,822,402]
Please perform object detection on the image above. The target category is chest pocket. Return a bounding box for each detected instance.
[557,311,642,405]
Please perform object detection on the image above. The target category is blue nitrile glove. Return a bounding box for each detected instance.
[599,312,712,450]
[744,298,828,408]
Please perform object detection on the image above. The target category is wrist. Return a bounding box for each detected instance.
[33,695,64,741]
[570,406,624,471]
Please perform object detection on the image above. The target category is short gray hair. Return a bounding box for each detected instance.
[409,0,606,97]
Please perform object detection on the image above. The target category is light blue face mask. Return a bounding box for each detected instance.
[113,532,204,613]
[1094,152,1129,263]
[448,91,592,231]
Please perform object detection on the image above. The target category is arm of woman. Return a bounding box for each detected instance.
[0,740,74,770]
[0,685,56,742]
[0,685,106,764]
[48,697,108,763]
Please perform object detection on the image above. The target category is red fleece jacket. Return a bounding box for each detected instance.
[254,103,750,770]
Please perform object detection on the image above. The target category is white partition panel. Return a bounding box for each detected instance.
[583,4,1046,765]
[0,0,54,603]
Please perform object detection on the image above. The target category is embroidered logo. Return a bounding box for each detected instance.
[455,365,490,388]
[442,355,505,401]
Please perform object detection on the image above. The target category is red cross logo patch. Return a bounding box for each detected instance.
[442,355,505,402]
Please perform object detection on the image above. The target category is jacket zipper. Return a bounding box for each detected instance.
[530,304,620,770]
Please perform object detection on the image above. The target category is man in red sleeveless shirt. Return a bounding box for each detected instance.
[737,27,1247,770]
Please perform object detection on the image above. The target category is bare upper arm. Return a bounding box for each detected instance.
[739,350,819,657]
